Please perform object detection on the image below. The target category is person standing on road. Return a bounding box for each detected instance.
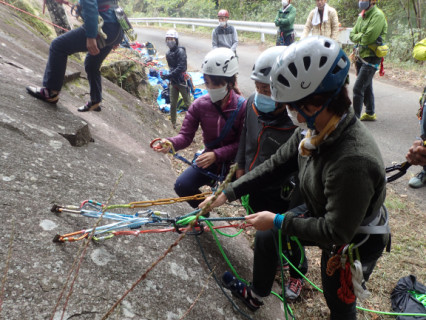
[161,29,191,129]
[200,37,390,319]
[212,9,238,55]
[153,48,246,209]
[350,0,387,121]
[26,0,123,112]
[407,38,426,188]
[274,0,296,46]
[301,0,340,41]
[235,45,307,301]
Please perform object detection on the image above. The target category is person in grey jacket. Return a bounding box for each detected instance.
[235,45,307,301]
[212,9,238,54]
[201,37,389,319]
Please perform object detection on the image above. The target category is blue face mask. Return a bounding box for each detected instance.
[358,1,370,10]
[254,93,276,113]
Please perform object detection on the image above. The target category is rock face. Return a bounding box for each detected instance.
[0,3,285,320]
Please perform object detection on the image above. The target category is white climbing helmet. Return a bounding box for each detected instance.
[201,48,238,77]
[251,46,287,84]
[165,29,178,39]
[270,36,350,103]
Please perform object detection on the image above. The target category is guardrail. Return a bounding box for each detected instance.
[129,17,353,45]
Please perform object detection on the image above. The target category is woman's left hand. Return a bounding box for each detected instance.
[245,211,276,231]
[195,151,216,169]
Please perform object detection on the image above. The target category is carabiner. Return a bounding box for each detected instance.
[386,161,412,182]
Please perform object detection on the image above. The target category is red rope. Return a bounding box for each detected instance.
[0,0,147,67]
[337,261,356,304]
[0,0,69,32]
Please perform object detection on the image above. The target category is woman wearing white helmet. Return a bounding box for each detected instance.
[153,48,246,208]
[201,37,389,318]
[162,29,191,129]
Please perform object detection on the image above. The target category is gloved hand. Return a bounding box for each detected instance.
[161,74,170,80]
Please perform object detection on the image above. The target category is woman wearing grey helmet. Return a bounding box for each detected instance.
[154,48,246,209]
[200,37,389,319]
[235,45,307,301]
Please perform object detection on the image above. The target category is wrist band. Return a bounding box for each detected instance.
[273,214,285,229]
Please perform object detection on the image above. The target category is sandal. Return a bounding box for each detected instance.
[26,86,59,104]
[78,101,102,112]
[222,271,263,311]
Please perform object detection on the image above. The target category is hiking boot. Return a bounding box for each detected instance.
[408,170,426,188]
[360,113,377,121]
[78,101,102,112]
[26,86,59,104]
[284,277,303,301]
[222,271,263,311]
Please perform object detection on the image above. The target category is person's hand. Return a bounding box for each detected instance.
[199,192,227,210]
[153,138,172,154]
[195,151,216,169]
[87,38,100,55]
[406,140,426,166]
[245,211,276,231]
[161,74,170,80]
[235,168,245,179]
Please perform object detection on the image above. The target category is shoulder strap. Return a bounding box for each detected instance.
[205,96,245,149]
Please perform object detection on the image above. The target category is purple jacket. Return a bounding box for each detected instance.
[168,91,246,164]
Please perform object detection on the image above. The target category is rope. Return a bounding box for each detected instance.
[0,0,149,69]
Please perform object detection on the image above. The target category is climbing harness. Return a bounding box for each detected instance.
[150,138,226,182]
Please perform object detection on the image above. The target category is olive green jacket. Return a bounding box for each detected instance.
[350,5,388,59]
[225,108,386,249]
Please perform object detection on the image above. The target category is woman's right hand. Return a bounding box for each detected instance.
[153,138,172,154]
[199,192,227,211]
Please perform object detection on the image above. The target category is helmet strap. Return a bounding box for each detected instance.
[291,86,342,130]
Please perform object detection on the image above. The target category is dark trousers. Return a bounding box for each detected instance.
[353,59,378,118]
[43,23,122,103]
[251,204,389,320]
[174,164,217,208]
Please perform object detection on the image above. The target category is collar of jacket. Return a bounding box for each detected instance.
[314,108,356,155]
[362,4,377,19]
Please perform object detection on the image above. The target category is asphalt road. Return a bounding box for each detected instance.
[135,26,425,205]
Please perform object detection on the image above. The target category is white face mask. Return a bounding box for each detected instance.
[207,85,228,103]
[286,105,309,131]
[219,21,227,27]
[282,0,289,7]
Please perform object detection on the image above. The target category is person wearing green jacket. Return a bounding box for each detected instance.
[274,0,296,46]
[200,37,390,319]
[350,0,387,121]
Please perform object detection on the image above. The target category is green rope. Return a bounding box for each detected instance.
[278,229,292,320]
[205,220,247,284]
[278,238,426,317]
[105,204,131,209]
[240,194,254,215]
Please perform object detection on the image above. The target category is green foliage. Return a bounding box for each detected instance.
[5,0,52,37]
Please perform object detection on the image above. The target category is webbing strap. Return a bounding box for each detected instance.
[356,205,390,234]
[205,96,245,149]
